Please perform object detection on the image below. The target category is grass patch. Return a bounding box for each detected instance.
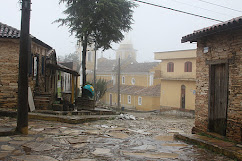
[198,132,236,143]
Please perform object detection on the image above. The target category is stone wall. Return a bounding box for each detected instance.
[0,39,19,108]
[195,28,242,142]
[0,38,49,109]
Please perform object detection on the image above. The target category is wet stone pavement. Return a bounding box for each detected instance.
[0,112,233,161]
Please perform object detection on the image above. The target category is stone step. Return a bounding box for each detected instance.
[34,93,51,96]
[33,109,116,116]
[34,97,51,101]
[28,112,117,124]
[34,99,50,103]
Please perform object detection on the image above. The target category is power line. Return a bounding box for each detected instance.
[133,0,224,22]
[196,0,242,13]
[168,0,234,17]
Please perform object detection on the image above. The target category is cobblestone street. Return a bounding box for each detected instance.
[0,112,233,161]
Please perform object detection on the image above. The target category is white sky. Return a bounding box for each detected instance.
[1,0,241,62]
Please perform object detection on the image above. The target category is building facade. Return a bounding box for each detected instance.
[182,16,242,142]
[0,22,51,108]
[95,40,161,111]
[154,49,196,111]
[104,85,160,111]
[0,22,79,110]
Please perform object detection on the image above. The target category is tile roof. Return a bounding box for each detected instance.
[181,16,242,43]
[0,22,20,38]
[122,62,159,73]
[97,58,117,73]
[0,22,52,49]
[137,84,161,97]
[97,57,159,74]
[46,63,80,76]
[107,84,161,97]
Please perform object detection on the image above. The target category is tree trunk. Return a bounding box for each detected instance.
[81,35,88,97]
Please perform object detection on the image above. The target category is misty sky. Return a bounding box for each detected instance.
[1,0,241,62]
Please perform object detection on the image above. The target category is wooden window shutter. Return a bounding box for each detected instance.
[28,53,33,75]
[42,56,45,75]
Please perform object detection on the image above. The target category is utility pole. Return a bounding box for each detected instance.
[117,57,121,111]
[16,0,31,135]
[93,41,97,108]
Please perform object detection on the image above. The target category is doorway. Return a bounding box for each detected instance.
[110,94,112,106]
[181,85,186,109]
[208,63,228,136]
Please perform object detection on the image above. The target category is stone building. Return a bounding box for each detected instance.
[0,22,79,110]
[0,22,52,108]
[182,16,242,142]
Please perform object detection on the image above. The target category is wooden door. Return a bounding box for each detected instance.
[209,63,228,136]
[110,94,112,106]
[181,85,186,109]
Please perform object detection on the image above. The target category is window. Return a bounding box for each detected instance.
[167,62,174,72]
[28,54,33,76]
[33,56,38,78]
[41,56,45,75]
[64,75,67,91]
[128,95,131,104]
[149,74,154,86]
[87,52,92,62]
[122,76,125,84]
[131,78,135,85]
[184,61,192,72]
[138,96,142,105]
[119,94,121,102]
[112,75,116,85]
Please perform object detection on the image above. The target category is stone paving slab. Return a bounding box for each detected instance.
[123,151,179,159]
[0,112,234,161]
[11,155,58,161]
[0,127,15,136]
[174,133,242,161]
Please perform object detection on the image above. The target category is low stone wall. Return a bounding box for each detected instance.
[75,97,95,110]
[159,109,195,119]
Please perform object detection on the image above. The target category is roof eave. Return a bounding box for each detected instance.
[181,17,242,43]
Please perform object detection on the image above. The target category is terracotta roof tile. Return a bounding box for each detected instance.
[122,62,159,73]
[97,58,117,72]
[0,22,20,38]
[97,58,159,74]
[182,16,242,43]
[136,84,161,97]
[0,22,52,49]
[107,84,160,97]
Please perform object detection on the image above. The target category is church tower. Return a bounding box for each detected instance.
[116,38,137,61]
